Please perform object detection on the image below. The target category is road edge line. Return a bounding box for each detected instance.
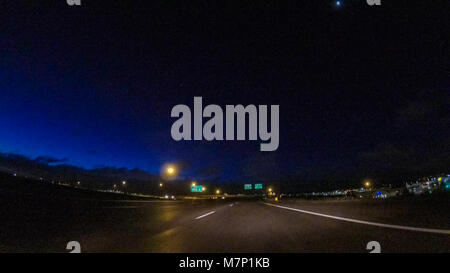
[264,202,450,235]
[195,210,216,219]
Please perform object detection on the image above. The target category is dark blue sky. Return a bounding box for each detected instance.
[1,1,448,184]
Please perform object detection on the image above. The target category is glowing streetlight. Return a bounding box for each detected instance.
[364,180,371,188]
[191,181,197,187]
[159,183,163,187]
[161,164,177,180]
[167,167,175,175]
[122,181,126,185]
[268,188,272,192]
[202,186,206,192]
[216,189,221,194]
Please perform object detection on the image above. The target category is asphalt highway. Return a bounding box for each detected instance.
[1,192,449,253]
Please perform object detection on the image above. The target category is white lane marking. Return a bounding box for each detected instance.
[195,211,216,219]
[264,202,450,235]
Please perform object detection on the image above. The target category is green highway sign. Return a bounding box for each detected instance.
[244,184,252,190]
[254,184,263,189]
[191,185,203,192]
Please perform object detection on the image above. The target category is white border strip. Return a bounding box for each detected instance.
[264,202,450,235]
[195,211,216,219]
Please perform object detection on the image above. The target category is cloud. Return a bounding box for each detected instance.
[395,88,450,129]
[34,156,68,164]
[194,163,223,179]
[360,142,449,181]
[357,88,450,181]
[241,153,281,181]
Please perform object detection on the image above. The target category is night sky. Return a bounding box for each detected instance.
[1,1,449,186]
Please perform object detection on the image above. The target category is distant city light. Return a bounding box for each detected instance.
[336,1,341,6]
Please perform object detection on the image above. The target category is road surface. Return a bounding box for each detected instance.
[1,191,449,252]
